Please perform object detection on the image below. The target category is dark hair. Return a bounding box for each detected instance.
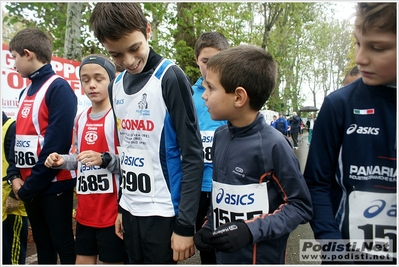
[90,3,148,43]
[79,54,116,81]
[9,28,53,64]
[345,65,360,78]
[194,32,230,59]
[207,45,277,111]
[355,3,396,34]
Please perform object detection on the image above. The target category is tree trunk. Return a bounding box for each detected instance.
[64,3,83,61]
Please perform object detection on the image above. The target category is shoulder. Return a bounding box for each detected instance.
[50,76,75,92]
[165,64,190,81]
[162,64,192,91]
[214,124,229,136]
[326,79,363,102]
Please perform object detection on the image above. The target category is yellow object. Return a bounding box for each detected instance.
[2,118,27,221]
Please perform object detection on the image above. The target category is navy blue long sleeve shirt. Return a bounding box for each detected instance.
[8,64,77,202]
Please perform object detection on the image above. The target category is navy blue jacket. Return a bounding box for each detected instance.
[304,79,396,245]
[204,113,313,264]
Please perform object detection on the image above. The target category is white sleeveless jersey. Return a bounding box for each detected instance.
[113,59,177,217]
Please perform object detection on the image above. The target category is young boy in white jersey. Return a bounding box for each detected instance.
[304,3,396,264]
[45,54,127,264]
[194,45,313,264]
[89,3,203,264]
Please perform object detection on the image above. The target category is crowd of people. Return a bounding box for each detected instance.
[3,2,396,265]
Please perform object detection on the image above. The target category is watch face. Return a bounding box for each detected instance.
[104,152,111,161]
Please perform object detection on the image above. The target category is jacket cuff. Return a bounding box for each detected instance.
[173,219,195,236]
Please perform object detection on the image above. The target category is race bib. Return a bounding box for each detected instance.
[201,130,214,164]
[76,162,113,194]
[14,135,39,168]
[349,191,396,257]
[212,181,269,229]
[117,146,155,197]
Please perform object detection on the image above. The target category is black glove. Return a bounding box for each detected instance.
[194,227,214,252]
[208,222,252,253]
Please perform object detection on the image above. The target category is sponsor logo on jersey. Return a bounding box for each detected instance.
[349,165,396,182]
[138,93,148,110]
[120,152,145,167]
[21,106,31,118]
[232,166,245,178]
[80,164,101,172]
[115,99,124,105]
[202,135,214,143]
[84,131,98,145]
[363,199,396,219]
[16,140,31,147]
[346,124,379,135]
[121,119,154,131]
[215,188,255,206]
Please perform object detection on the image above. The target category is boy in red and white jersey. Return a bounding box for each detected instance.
[45,54,127,264]
[8,27,77,264]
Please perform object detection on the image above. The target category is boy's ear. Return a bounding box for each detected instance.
[146,22,152,40]
[234,87,248,108]
[23,49,34,60]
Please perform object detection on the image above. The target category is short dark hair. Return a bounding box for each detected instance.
[9,28,53,64]
[355,3,396,34]
[194,32,230,59]
[90,3,148,43]
[207,45,277,111]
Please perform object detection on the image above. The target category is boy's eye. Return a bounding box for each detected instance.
[372,47,385,51]
[130,45,139,52]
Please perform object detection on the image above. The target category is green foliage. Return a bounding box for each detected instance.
[3,2,105,58]
[3,2,354,112]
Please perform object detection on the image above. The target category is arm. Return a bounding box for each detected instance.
[303,97,344,240]
[18,78,77,202]
[246,141,313,242]
[163,65,203,260]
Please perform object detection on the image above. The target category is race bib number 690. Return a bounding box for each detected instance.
[117,146,155,196]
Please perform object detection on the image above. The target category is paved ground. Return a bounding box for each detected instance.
[26,132,320,265]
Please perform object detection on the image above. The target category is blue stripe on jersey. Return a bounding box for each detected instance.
[155,60,173,79]
[115,70,125,83]
[163,112,182,216]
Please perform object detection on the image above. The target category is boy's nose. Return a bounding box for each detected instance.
[355,47,369,66]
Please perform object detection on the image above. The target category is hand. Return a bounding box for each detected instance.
[45,152,64,167]
[77,150,101,167]
[11,178,24,199]
[194,227,213,252]
[115,213,124,240]
[208,222,252,253]
[171,232,195,261]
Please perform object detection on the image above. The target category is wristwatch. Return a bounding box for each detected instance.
[100,152,112,169]
[7,175,21,186]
